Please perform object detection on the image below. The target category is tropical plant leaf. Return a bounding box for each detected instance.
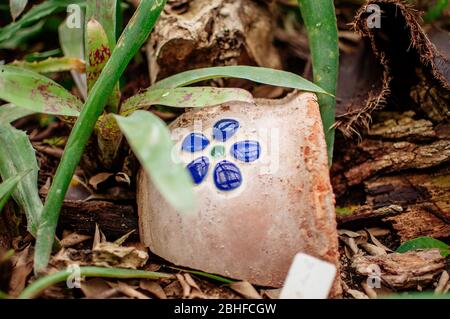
[114,111,196,213]
[0,20,44,50]
[0,0,83,44]
[86,0,118,50]
[0,123,43,235]
[58,17,87,100]
[151,66,330,95]
[120,87,254,116]
[85,19,120,112]
[0,170,31,212]
[397,237,449,257]
[0,104,35,123]
[9,0,28,21]
[10,57,85,73]
[85,0,121,112]
[34,0,166,274]
[298,0,339,165]
[0,65,81,116]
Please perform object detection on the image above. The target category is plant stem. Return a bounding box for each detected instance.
[298,0,339,166]
[33,0,166,274]
[19,266,174,299]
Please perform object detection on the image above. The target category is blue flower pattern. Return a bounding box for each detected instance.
[182,119,261,191]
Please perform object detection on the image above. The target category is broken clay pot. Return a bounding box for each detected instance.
[137,91,339,289]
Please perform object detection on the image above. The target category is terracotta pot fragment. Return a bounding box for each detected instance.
[138,91,340,290]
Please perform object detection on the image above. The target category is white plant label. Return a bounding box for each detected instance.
[279,253,336,299]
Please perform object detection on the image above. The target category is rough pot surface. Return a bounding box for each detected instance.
[137,91,340,291]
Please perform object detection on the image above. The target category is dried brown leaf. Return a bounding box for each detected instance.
[229,281,262,299]
[140,280,167,299]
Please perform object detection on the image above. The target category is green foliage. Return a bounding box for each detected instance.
[0,170,31,212]
[152,65,330,95]
[424,0,449,22]
[120,87,253,116]
[0,123,43,235]
[34,0,167,274]
[0,65,81,116]
[115,111,196,213]
[0,0,83,44]
[0,104,35,123]
[397,237,450,257]
[10,57,85,74]
[19,266,173,299]
[298,0,339,165]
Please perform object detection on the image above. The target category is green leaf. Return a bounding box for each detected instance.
[151,66,330,96]
[0,123,43,235]
[0,20,44,50]
[85,19,120,112]
[85,0,121,112]
[115,111,196,213]
[10,57,85,74]
[424,0,449,22]
[0,65,81,116]
[34,0,166,274]
[9,0,28,21]
[120,87,254,116]
[298,0,339,166]
[397,237,450,257]
[86,0,118,50]
[0,0,83,44]
[19,266,173,299]
[58,17,87,100]
[0,104,35,123]
[0,170,31,212]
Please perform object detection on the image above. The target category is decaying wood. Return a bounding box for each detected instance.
[352,249,445,289]
[58,201,138,240]
[146,0,281,83]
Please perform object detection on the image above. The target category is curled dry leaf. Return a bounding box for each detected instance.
[115,281,150,299]
[92,242,148,269]
[229,281,262,299]
[360,243,387,256]
[140,280,167,299]
[435,271,449,294]
[60,232,91,248]
[9,245,33,297]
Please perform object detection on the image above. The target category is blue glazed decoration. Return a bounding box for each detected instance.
[213,160,242,191]
[182,133,210,152]
[187,157,210,184]
[212,119,240,142]
[231,140,261,162]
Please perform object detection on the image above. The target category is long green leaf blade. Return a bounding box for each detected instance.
[115,111,196,213]
[0,170,31,212]
[59,16,87,100]
[0,65,81,116]
[10,57,85,74]
[34,0,166,274]
[120,87,253,116]
[0,123,43,235]
[151,66,330,95]
[0,104,35,123]
[298,0,339,165]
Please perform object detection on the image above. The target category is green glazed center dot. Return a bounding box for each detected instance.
[211,145,226,159]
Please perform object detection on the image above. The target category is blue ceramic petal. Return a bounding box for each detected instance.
[213,160,242,191]
[231,140,261,162]
[181,133,210,152]
[186,156,210,185]
[212,119,240,142]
